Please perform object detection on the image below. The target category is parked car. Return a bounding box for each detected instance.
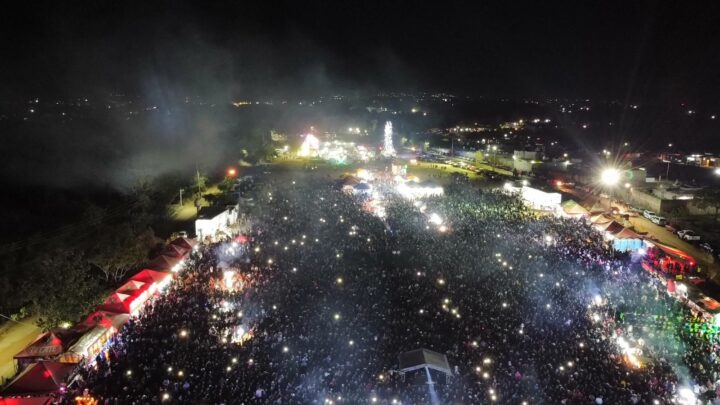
[649,215,667,226]
[677,230,701,241]
[665,223,681,234]
[685,275,706,286]
[700,242,714,254]
[643,210,658,219]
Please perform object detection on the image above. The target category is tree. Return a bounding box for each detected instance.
[474,151,484,164]
[694,188,720,220]
[28,249,104,330]
[192,171,208,198]
[87,225,159,283]
[239,127,275,163]
[218,175,235,193]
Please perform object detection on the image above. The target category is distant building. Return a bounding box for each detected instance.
[195,204,239,241]
[686,154,719,168]
[513,150,539,160]
[270,130,287,142]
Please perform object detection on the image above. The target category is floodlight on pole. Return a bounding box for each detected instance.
[600,168,621,186]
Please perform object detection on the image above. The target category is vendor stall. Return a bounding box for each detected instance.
[1,362,75,395]
[612,228,644,252]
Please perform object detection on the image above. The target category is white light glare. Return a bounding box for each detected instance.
[600,168,621,186]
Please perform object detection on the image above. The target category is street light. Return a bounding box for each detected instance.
[600,168,621,186]
[227,168,237,177]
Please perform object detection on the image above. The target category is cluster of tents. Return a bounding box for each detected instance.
[561,200,644,252]
[0,237,197,404]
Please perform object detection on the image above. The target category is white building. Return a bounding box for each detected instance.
[195,204,239,241]
[504,183,561,211]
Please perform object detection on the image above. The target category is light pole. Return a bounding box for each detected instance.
[600,167,621,208]
[666,143,673,180]
[491,145,498,172]
[179,188,184,206]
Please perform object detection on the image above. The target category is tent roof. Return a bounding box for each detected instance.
[162,244,187,258]
[82,310,130,331]
[115,280,147,295]
[604,221,625,234]
[587,201,607,214]
[96,292,133,314]
[147,254,180,271]
[170,237,197,251]
[13,331,77,360]
[0,396,54,405]
[589,214,612,224]
[594,220,624,233]
[131,269,171,284]
[398,349,452,375]
[650,241,696,263]
[561,199,589,214]
[615,227,642,240]
[341,176,361,186]
[1,362,75,394]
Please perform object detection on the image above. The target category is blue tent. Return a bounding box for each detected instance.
[612,228,644,252]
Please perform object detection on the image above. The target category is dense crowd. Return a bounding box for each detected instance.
[65,169,720,404]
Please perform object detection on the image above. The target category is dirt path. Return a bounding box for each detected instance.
[0,316,41,386]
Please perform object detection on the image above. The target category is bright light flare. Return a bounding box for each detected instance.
[600,168,621,186]
[223,270,236,291]
[299,134,320,157]
[676,388,696,405]
[429,213,443,225]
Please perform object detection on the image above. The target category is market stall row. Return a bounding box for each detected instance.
[0,238,197,403]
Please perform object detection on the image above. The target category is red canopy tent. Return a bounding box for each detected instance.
[0,396,54,405]
[81,310,130,331]
[170,237,197,251]
[115,280,147,295]
[147,254,180,272]
[96,292,134,314]
[130,269,172,294]
[654,242,696,265]
[131,269,171,284]
[13,331,80,368]
[1,361,75,395]
[644,241,697,276]
[161,244,187,258]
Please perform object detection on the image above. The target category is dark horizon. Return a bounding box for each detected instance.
[2,1,720,105]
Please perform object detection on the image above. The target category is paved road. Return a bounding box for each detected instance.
[0,316,41,386]
[628,215,720,280]
[555,183,720,281]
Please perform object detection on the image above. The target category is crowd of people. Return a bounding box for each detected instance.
[64,167,720,404]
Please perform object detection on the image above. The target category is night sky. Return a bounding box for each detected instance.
[2,0,720,102]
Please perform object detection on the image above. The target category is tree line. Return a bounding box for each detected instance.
[0,180,171,329]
